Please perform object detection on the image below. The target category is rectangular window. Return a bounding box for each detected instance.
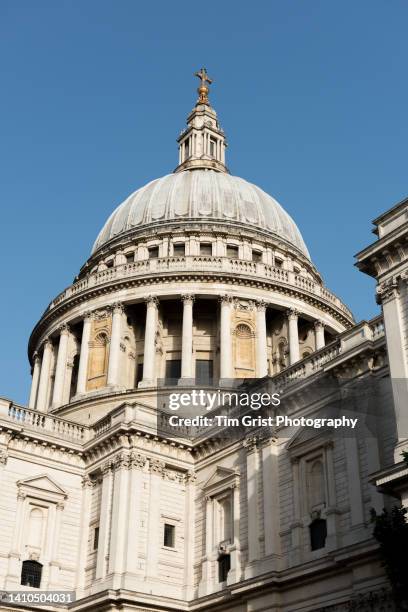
[218,553,230,582]
[195,359,213,385]
[274,257,283,268]
[185,140,189,158]
[200,242,212,256]
[125,252,134,264]
[93,526,99,551]
[173,243,185,256]
[210,138,217,157]
[165,359,181,383]
[252,250,262,263]
[148,246,159,259]
[163,523,175,548]
[106,259,114,268]
[136,363,143,385]
[226,245,239,259]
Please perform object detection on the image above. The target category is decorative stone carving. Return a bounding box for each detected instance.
[129,452,147,470]
[0,450,8,466]
[376,279,399,304]
[81,475,95,489]
[286,308,300,320]
[181,294,195,303]
[149,458,166,475]
[145,295,159,307]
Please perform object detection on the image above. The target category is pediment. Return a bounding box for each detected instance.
[17,474,67,499]
[203,466,240,497]
[286,426,331,458]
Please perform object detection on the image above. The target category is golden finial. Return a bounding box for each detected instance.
[195,67,213,105]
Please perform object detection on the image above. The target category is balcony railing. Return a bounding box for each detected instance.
[48,256,353,319]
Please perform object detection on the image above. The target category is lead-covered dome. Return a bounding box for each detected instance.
[92,169,310,259]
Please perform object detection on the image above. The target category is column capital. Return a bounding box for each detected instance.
[376,280,399,304]
[83,309,94,321]
[81,475,95,489]
[33,351,41,364]
[111,302,124,314]
[181,293,195,303]
[255,299,267,312]
[58,323,71,335]
[145,295,159,307]
[219,293,233,305]
[286,308,300,320]
[314,319,324,330]
[42,336,53,350]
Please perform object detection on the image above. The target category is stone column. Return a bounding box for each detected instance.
[28,352,41,409]
[125,453,146,574]
[108,454,131,581]
[139,296,158,387]
[52,324,70,408]
[95,462,114,580]
[314,320,325,350]
[76,312,92,395]
[287,309,300,365]
[181,294,194,381]
[146,459,164,580]
[244,437,260,569]
[107,303,123,387]
[36,338,53,412]
[76,476,94,595]
[377,279,408,444]
[219,295,233,381]
[256,301,268,377]
[262,440,280,559]
[199,496,214,595]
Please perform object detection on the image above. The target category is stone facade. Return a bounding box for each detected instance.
[0,84,406,611]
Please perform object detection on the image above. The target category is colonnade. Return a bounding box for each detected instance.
[29,296,327,411]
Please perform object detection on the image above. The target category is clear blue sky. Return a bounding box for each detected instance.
[1,0,407,404]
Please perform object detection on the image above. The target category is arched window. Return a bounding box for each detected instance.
[21,560,42,588]
[309,518,327,551]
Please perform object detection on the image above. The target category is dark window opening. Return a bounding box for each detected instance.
[165,359,181,384]
[69,354,80,401]
[173,243,185,256]
[200,243,212,256]
[106,260,114,268]
[163,523,175,548]
[252,250,262,263]
[218,553,230,582]
[93,526,99,551]
[274,257,283,268]
[185,140,189,158]
[310,518,327,551]
[148,246,159,259]
[195,360,213,385]
[210,138,216,157]
[21,560,42,588]
[136,363,144,386]
[125,253,134,264]
[227,245,239,259]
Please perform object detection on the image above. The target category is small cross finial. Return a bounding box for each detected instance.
[195,67,213,105]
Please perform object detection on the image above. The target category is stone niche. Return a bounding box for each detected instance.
[86,311,112,391]
[232,301,256,378]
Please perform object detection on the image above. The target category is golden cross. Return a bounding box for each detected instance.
[195,67,213,87]
[195,67,213,104]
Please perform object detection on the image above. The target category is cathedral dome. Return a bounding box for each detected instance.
[92,170,310,259]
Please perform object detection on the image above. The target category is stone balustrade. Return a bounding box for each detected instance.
[48,256,353,320]
[0,401,89,442]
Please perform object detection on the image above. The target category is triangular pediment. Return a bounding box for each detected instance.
[203,467,239,496]
[286,427,320,449]
[17,474,67,497]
